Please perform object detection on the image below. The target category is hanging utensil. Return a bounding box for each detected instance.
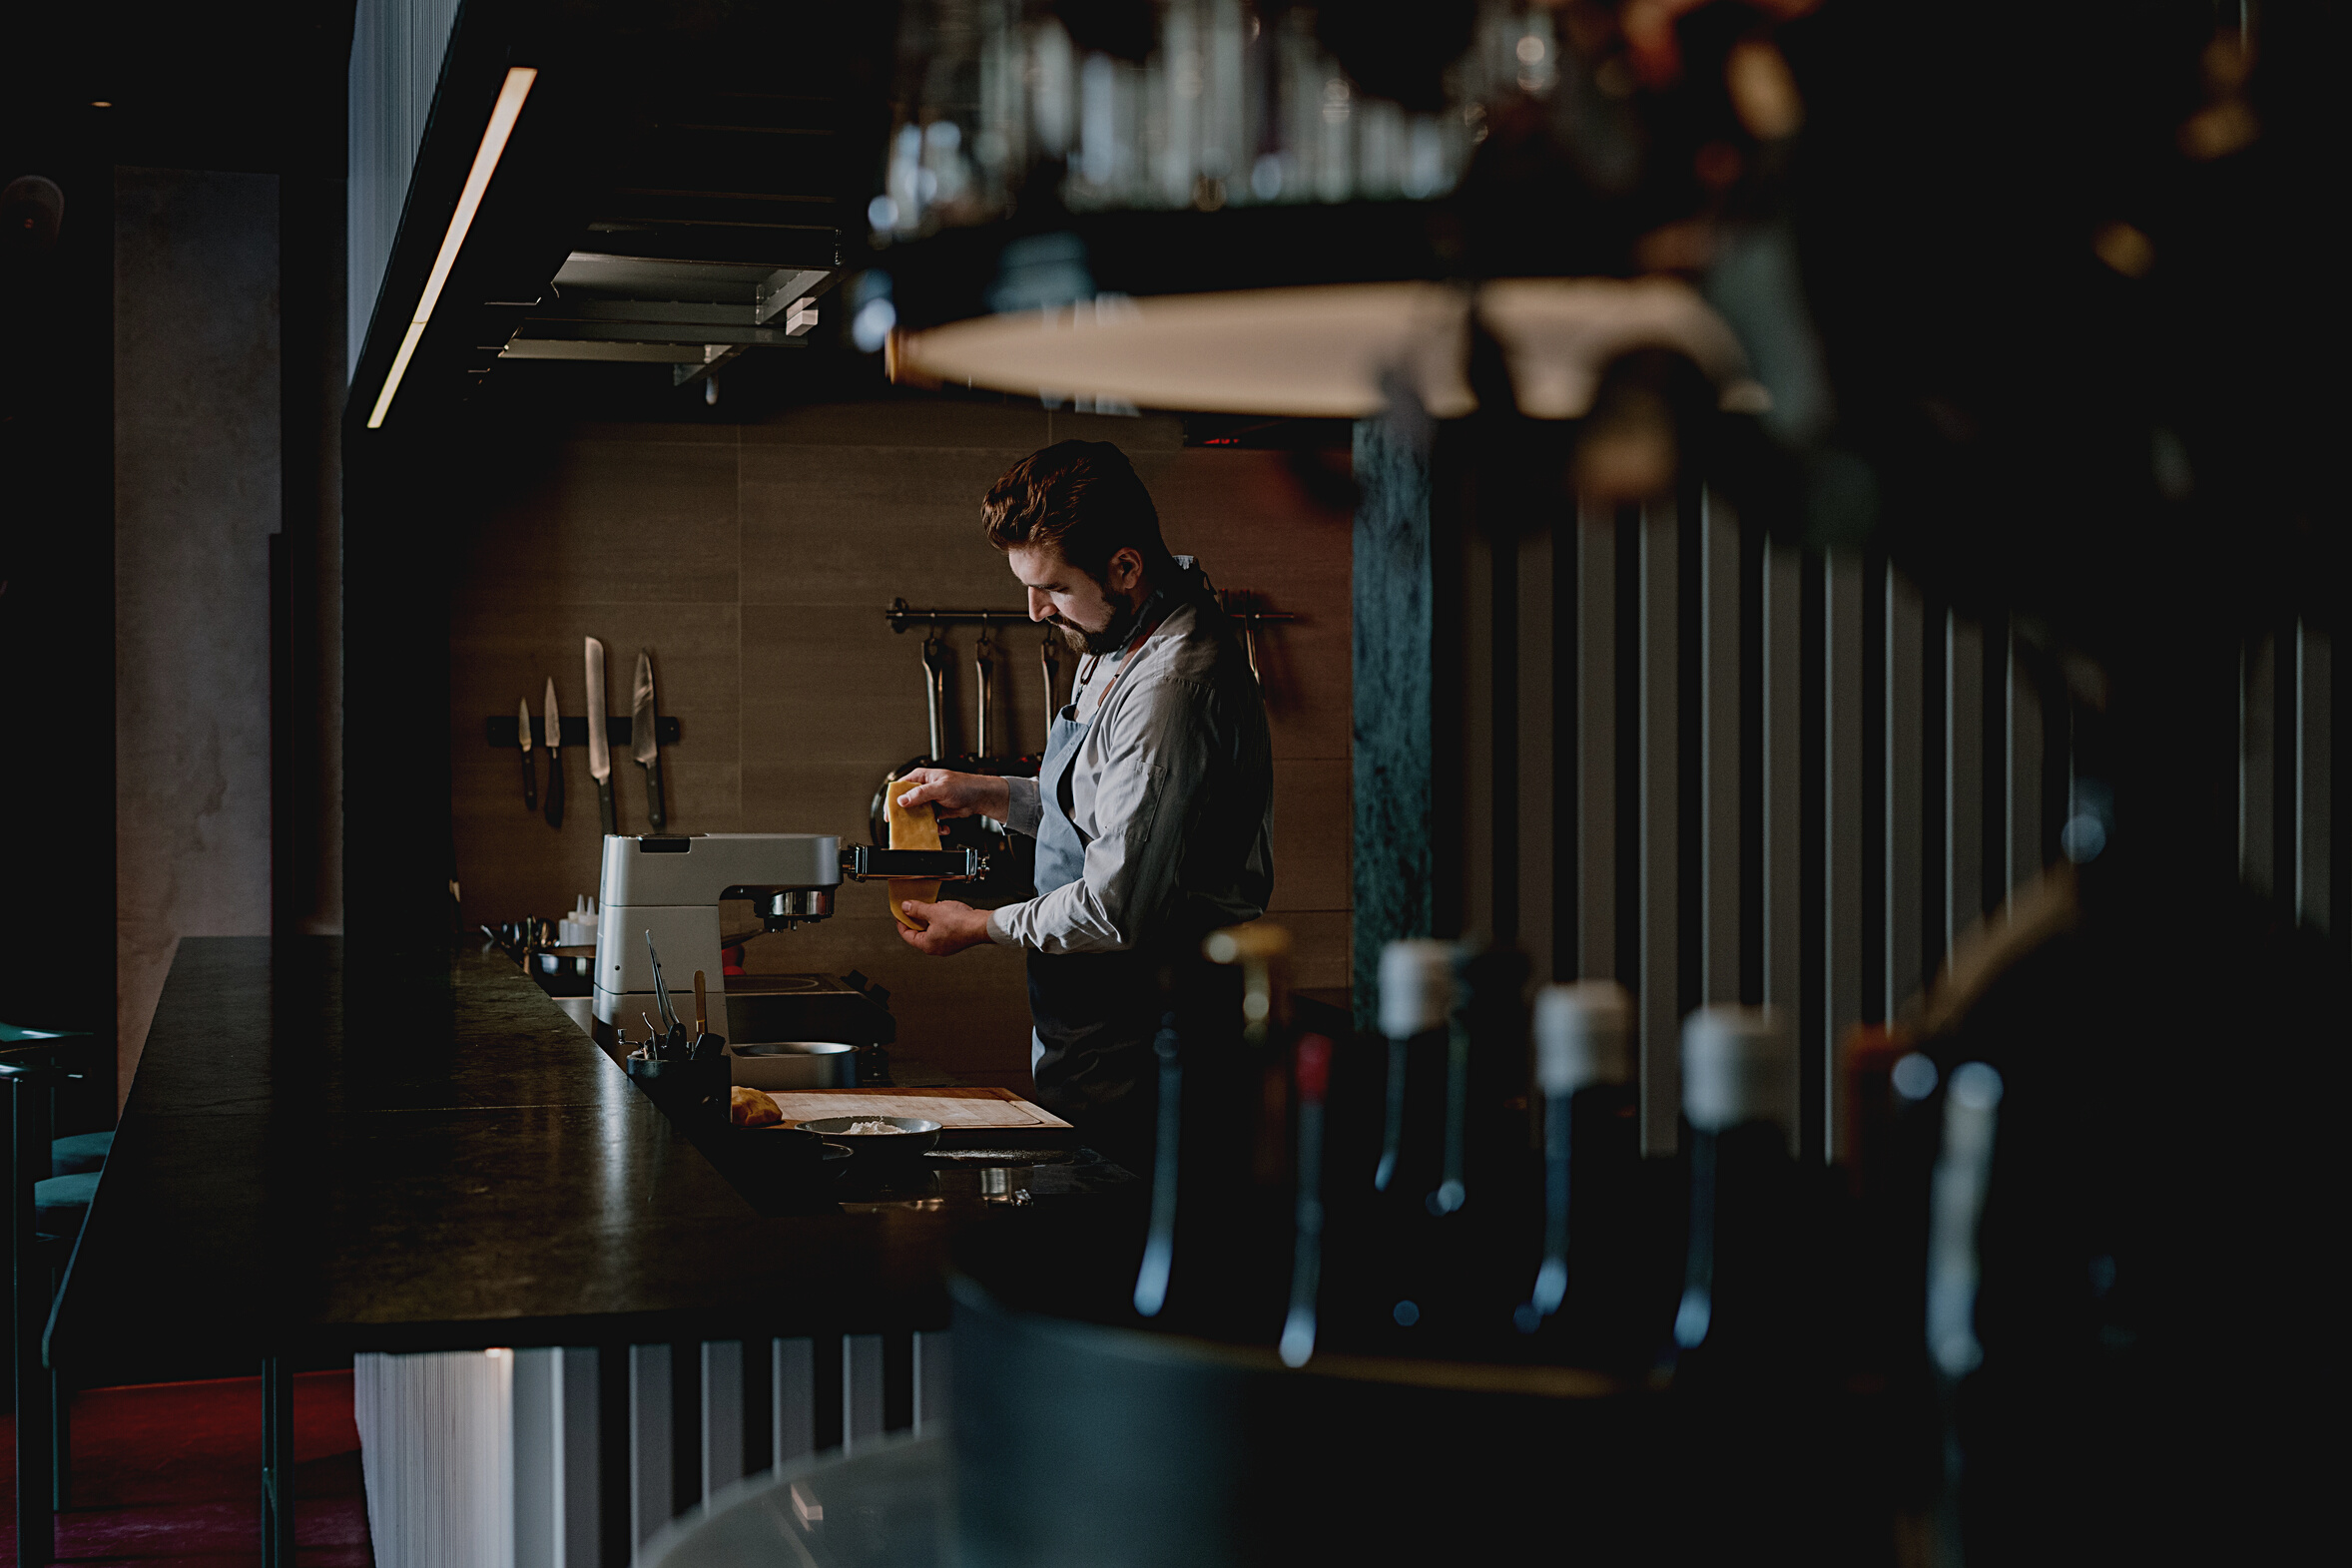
[586,638,618,837]
[542,678,566,828]
[974,621,996,762]
[632,649,666,832]
[516,698,538,812]
[921,626,950,763]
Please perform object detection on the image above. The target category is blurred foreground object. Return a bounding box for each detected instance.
[893,275,1765,421]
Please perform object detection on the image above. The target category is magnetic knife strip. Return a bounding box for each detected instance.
[486,716,681,748]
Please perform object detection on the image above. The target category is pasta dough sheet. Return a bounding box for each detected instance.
[883,775,942,930]
[768,1090,1071,1130]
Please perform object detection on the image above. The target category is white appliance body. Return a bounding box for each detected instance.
[590,832,842,1032]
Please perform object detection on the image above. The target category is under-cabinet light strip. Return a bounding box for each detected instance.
[366,66,538,429]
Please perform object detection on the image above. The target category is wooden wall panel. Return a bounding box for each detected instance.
[450,403,1352,1087]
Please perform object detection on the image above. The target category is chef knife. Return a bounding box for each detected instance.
[585,637,617,837]
[516,698,537,812]
[542,678,565,827]
[632,649,667,831]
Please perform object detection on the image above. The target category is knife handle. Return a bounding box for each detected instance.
[598,777,618,837]
[644,758,667,832]
[520,746,538,812]
[545,751,565,827]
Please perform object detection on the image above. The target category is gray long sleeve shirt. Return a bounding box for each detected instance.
[985,593,1275,955]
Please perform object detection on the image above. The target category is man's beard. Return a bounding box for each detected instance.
[1056,595,1141,655]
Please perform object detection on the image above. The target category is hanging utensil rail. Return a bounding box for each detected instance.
[886,597,1297,630]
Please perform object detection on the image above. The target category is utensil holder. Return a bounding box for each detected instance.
[626,1054,728,1123]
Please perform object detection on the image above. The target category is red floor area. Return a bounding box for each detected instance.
[2,1371,373,1567]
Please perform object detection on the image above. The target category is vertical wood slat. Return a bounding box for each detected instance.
[512,1349,558,1568]
[628,1345,671,1549]
[1518,520,1557,981]
[2297,621,2333,932]
[2242,633,2278,897]
[670,1343,702,1530]
[700,1341,744,1503]
[560,1349,598,1568]
[1886,570,1926,1016]
[1699,492,1741,1005]
[740,1336,773,1481]
[774,1337,816,1467]
[1637,500,1680,1154]
[1575,506,1617,980]
[2005,625,2045,908]
[1822,556,1864,1162]
[844,1334,885,1454]
[1462,513,1500,940]
[598,1345,630,1568]
[1946,614,1985,959]
[913,1331,952,1436]
[1761,541,1802,1128]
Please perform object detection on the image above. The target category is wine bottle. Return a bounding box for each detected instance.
[1926,1061,2003,1380]
[1277,1032,1334,1366]
[1342,939,1457,1350]
[1131,998,1184,1318]
[1516,981,1635,1338]
[1672,1005,1800,1370]
[1374,940,1452,1195]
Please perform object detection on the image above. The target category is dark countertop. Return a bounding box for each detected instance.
[48,937,1130,1384]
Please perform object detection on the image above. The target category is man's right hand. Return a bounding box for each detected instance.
[893,768,1011,821]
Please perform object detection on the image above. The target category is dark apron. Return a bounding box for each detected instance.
[1025,670,1164,1162]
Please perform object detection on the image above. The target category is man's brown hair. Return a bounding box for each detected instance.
[981,440,1174,584]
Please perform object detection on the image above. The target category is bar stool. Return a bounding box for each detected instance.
[34,1173,98,1236]
[0,1026,109,1182]
[5,1040,89,1568]
[50,1133,113,1178]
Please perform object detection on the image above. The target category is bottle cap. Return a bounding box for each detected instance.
[1533,982,1633,1094]
[1378,940,1455,1039]
[1294,1034,1333,1101]
[1681,1005,1795,1137]
[558,893,603,949]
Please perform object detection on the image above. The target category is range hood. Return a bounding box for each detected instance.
[501,242,840,387]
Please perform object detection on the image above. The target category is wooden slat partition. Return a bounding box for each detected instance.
[1946,612,1986,965]
[2006,625,2046,909]
[1636,501,1681,1154]
[2295,623,2333,933]
[1573,507,1618,982]
[1344,424,2340,1168]
[1698,493,1742,1007]
[1761,542,1802,1082]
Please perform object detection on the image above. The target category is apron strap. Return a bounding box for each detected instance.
[1052,598,1177,829]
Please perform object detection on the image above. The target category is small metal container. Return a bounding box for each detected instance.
[530,948,594,997]
[795,1115,942,1161]
[727,1040,860,1090]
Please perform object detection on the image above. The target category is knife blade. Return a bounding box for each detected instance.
[542,678,565,827]
[585,637,617,837]
[632,649,667,832]
[516,698,538,812]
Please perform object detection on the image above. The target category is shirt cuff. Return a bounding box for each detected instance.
[985,906,1028,947]
[1004,775,1043,837]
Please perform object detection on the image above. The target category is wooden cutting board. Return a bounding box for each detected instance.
[761,1086,1073,1140]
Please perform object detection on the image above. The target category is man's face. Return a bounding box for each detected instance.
[1008,544,1141,653]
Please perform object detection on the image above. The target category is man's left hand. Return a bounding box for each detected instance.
[896,899,995,955]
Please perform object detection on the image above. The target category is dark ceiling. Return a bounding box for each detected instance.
[341,0,902,435]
